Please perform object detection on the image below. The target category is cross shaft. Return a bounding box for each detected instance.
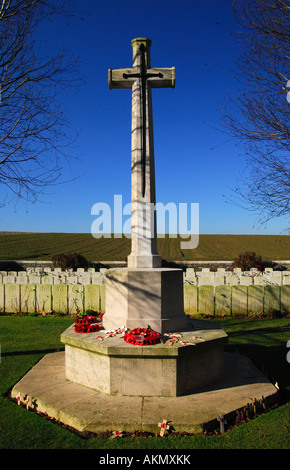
[108,38,175,269]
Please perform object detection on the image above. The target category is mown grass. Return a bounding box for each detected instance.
[0,233,289,262]
[0,316,290,449]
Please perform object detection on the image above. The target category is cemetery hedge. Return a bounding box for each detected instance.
[0,315,290,449]
[0,232,289,262]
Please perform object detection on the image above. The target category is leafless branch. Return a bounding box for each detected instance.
[0,0,83,203]
[222,0,290,225]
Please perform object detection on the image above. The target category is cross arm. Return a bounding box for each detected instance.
[108,68,135,89]
[147,67,175,88]
[108,66,176,89]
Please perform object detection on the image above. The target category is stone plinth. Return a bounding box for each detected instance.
[61,320,228,397]
[102,267,187,334]
[11,349,278,435]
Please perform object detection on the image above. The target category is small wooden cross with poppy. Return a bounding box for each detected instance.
[217,415,227,433]
[110,431,124,439]
[158,420,170,437]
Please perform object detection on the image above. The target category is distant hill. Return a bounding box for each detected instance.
[0,232,289,261]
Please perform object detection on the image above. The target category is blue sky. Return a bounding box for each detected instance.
[0,0,289,235]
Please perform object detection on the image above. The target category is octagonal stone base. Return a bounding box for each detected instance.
[11,350,279,435]
[61,319,228,397]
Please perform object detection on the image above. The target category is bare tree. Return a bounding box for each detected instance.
[223,0,290,225]
[0,0,81,204]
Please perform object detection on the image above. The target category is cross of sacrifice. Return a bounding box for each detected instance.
[158,419,170,436]
[108,38,175,269]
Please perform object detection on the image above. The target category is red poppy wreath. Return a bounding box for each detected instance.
[74,316,100,333]
[123,327,160,346]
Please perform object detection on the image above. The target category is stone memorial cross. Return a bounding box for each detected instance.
[109,38,175,268]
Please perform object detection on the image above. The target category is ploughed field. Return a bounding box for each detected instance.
[0,232,289,261]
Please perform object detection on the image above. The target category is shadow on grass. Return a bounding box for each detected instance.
[224,342,290,401]
[1,348,64,357]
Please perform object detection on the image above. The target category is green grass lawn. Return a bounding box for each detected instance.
[0,316,290,449]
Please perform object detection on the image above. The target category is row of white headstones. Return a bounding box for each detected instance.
[0,267,289,286]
